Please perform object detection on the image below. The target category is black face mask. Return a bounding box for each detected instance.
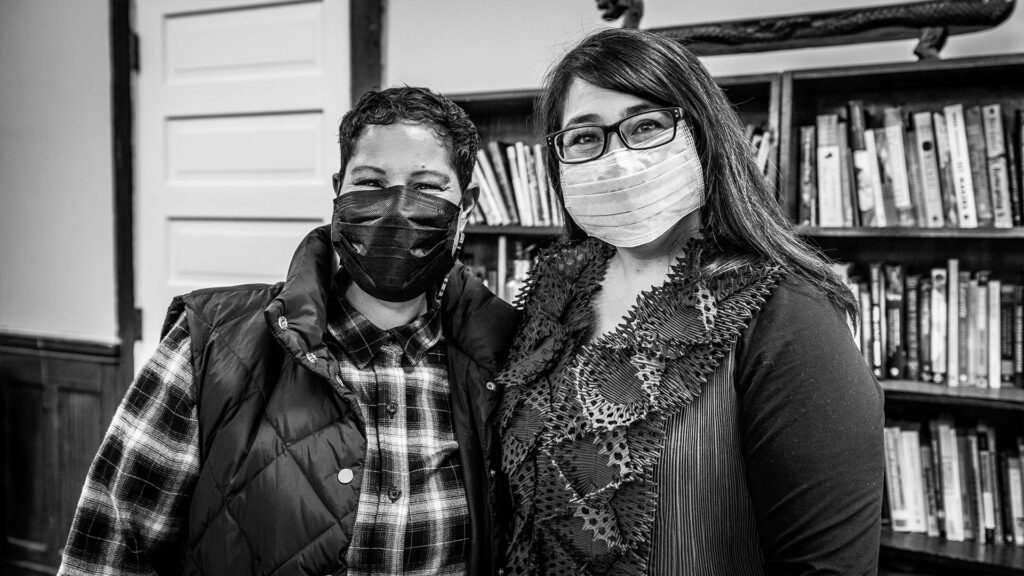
[331,185,462,302]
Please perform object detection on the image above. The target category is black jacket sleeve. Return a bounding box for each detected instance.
[734,277,885,576]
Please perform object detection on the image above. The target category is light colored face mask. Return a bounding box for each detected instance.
[560,120,704,248]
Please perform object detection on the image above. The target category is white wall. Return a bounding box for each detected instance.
[386,0,1024,93]
[0,0,118,344]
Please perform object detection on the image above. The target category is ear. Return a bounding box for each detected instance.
[332,173,342,196]
[460,185,479,218]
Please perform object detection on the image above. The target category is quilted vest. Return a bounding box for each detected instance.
[159,226,517,576]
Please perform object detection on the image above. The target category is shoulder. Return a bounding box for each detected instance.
[442,262,521,371]
[734,273,879,407]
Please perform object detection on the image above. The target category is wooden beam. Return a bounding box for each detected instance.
[350,0,384,104]
[110,0,136,397]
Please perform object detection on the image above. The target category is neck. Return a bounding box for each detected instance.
[344,281,427,330]
[613,212,700,276]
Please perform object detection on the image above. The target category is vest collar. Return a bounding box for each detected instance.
[264,225,508,377]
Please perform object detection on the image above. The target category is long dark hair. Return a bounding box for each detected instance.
[537,28,857,320]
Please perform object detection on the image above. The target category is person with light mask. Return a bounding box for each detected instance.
[497,29,884,576]
[59,87,518,576]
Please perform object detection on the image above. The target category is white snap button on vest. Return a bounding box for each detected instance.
[306,352,318,364]
[485,381,497,391]
[278,316,288,330]
[337,468,354,484]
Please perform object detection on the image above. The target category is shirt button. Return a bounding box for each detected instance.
[385,401,398,418]
[388,487,402,502]
[337,468,354,484]
[277,316,288,330]
[306,352,318,364]
[485,381,497,391]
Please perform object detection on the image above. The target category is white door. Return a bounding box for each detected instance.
[136,0,349,365]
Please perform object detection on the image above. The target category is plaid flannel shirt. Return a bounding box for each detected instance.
[59,295,469,576]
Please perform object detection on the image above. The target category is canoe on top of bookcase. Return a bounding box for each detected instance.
[598,0,1017,60]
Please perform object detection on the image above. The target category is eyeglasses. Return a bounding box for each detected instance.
[546,107,685,164]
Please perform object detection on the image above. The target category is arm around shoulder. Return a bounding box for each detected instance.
[735,277,885,576]
[58,313,200,576]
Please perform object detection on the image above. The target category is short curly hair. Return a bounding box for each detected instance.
[338,86,479,191]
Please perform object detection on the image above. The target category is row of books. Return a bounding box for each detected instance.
[468,141,564,228]
[836,260,1024,387]
[800,102,1024,229]
[883,419,1024,546]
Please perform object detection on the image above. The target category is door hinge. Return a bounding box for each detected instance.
[131,31,140,73]
[134,307,143,340]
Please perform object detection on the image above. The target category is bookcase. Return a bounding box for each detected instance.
[450,53,1024,575]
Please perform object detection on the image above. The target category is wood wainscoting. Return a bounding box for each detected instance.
[0,335,125,575]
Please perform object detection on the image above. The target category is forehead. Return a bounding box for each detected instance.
[349,121,453,166]
[561,77,658,127]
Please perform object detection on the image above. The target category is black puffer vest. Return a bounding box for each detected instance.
[160,226,518,575]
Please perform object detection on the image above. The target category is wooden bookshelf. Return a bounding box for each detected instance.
[880,529,1024,576]
[881,380,1024,411]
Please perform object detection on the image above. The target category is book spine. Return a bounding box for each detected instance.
[912,111,947,228]
[885,426,910,532]
[476,149,512,225]
[920,277,933,381]
[928,421,947,537]
[487,141,520,225]
[938,420,965,541]
[906,274,921,381]
[799,125,818,226]
[931,267,948,384]
[988,279,1002,389]
[1001,284,1016,385]
[956,431,976,540]
[870,262,886,377]
[976,425,997,543]
[901,427,928,532]
[817,114,844,227]
[532,143,552,227]
[965,105,994,226]
[1007,455,1024,544]
[883,107,916,226]
[849,101,880,227]
[864,130,889,227]
[933,112,961,227]
[1016,285,1024,388]
[859,282,872,363]
[838,120,856,227]
[967,430,984,542]
[973,272,990,388]
[946,259,960,386]
[1007,111,1022,226]
[943,105,979,228]
[921,443,941,537]
[982,104,1013,228]
[884,264,906,378]
[958,271,971,388]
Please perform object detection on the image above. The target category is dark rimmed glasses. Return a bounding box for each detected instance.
[546,107,685,164]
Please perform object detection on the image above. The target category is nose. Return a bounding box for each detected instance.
[605,131,627,154]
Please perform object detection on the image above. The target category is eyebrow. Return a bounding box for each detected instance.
[348,165,386,175]
[563,103,659,128]
[410,169,451,183]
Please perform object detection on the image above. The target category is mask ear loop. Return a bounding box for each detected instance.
[435,199,470,306]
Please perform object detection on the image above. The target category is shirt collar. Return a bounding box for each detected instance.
[327,285,443,369]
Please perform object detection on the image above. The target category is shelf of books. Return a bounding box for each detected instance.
[449,73,780,302]
[784,53,1024,574]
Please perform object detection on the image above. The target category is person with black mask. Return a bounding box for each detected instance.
[58,87,519,576]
